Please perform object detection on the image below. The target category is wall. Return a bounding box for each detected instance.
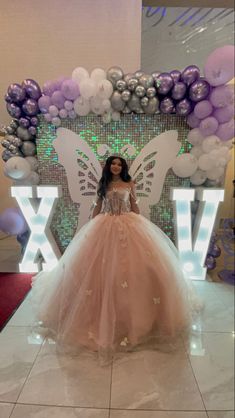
[0,0,141,213]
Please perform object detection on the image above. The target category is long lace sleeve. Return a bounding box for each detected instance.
[130,181,140,214]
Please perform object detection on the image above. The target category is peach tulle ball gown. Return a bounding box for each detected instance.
[31,184,200,360]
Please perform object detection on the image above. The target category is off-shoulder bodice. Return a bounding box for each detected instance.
[102,188,132,215]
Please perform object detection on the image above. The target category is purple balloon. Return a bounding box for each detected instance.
[22,98,39,116]
[208,244,221,258]
[156,73,174,95]
[44,113,52,122]
[176,98,192,116]
[216,119,235,142]
[6,102,22,119]
[28,126,37,136]
[160,97,175,114]
[30,116,39,126]
[187,112,200,128]
[68,110,77,119]
[49,105,59,117]
[54,76,68,90]
[51,90,66,109]
[171,82,187,100]
[38,95,51,113]
[181,65,200,86]
[61,79,80,100]
[0,207,28,235]
[4,93,13,103]
[199,116,219,136]
[7,83,26,103]
[170,70,181,83]
[189,79,210,102]
[204,45,235,86]
[19,117,30,128]
[22,79,41,100]
[209,85,234,108]
[42,80,57,96]
[205,255,216,270]
[194,100,213,119]
[59,108,68,119]
[213,105,234,123]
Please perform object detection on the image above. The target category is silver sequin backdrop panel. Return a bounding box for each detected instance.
[36,114,190,253]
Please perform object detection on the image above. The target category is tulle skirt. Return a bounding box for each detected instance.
[31,212,201,361]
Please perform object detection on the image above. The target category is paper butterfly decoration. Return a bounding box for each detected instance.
[53,128,180,230]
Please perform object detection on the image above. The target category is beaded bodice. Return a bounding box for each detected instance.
[102,188,132,215]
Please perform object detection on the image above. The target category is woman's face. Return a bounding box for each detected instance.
[110,158,122,176]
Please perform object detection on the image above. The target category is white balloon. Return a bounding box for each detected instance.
[216,157,227,167]
[4,156,31,180]
[102,112,112,124]
[206,167,224,180]
[90,96,104,115]
[102,99,111,112]
[223,139,233,149]
[90,68,106,82]
[72,67,89,85]
[25,156,39,171]
[79,79,97,99]
[172,154,198,178]
[97,79,113,99]
[74,97,90,116]
[187,128,204,146]
[14,171,40,185]
[198,154,215,171]
[190,146,203,159]
[201,135,221,153]
[219,146,229,156]
[190,169,207,185]
[111,111,121,122]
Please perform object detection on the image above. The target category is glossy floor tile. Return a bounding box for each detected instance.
[0,402,14,418]
[10,404,109,418]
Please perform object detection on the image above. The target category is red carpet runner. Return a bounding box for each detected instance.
[0,273,33,331]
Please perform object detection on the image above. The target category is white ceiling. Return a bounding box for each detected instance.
[141,7,234,72]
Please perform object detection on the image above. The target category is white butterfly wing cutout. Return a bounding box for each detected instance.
[53,128,102,230]
[129,130,180,218]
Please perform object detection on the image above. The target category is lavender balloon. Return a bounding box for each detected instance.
[170,70,181,83]
[7,83,26,103]
[22,98,39,116]
[30,116,39,126]
[42,80,57,96]
[176,99,192,116]
[204,45,235,86]
[156,73,174,95]
[213,105,234,123]
[187,112,200,128]
[6,103,22,119]
[160,97,175,114]
[199,116,219,136]
[61,79,80,100]
[194,100,213,119]
[216,119,235,142]
[181,65,200,86]
[51,91,66,109]
[189,79,210,102]
[171,82,187,100]
[38,95,51,113]
[209,85,234,108]
[22,79,42,100]
[0,207,28,235]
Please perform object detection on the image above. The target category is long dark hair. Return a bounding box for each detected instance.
[97,156,131,199]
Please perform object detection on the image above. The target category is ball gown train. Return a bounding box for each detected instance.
[31,186,200,358]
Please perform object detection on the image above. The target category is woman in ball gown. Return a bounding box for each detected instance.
[31,156,201,361]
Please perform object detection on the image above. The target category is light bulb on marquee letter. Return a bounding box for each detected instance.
[11,186,62,273]
[171,188,224,280]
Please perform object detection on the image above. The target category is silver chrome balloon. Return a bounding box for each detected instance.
[139,74,154,89]
[21,141,36,156]
[110,91,125,111]
[121,90,131,102]
[107,66,124,85]
[146,87,156,98]
[116,80,127,92]
[135,85,146,98]
[127,78,138,92]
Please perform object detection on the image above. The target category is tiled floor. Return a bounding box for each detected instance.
[0,237,234,418]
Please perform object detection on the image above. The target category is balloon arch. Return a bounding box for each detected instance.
[0,45,234,271]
